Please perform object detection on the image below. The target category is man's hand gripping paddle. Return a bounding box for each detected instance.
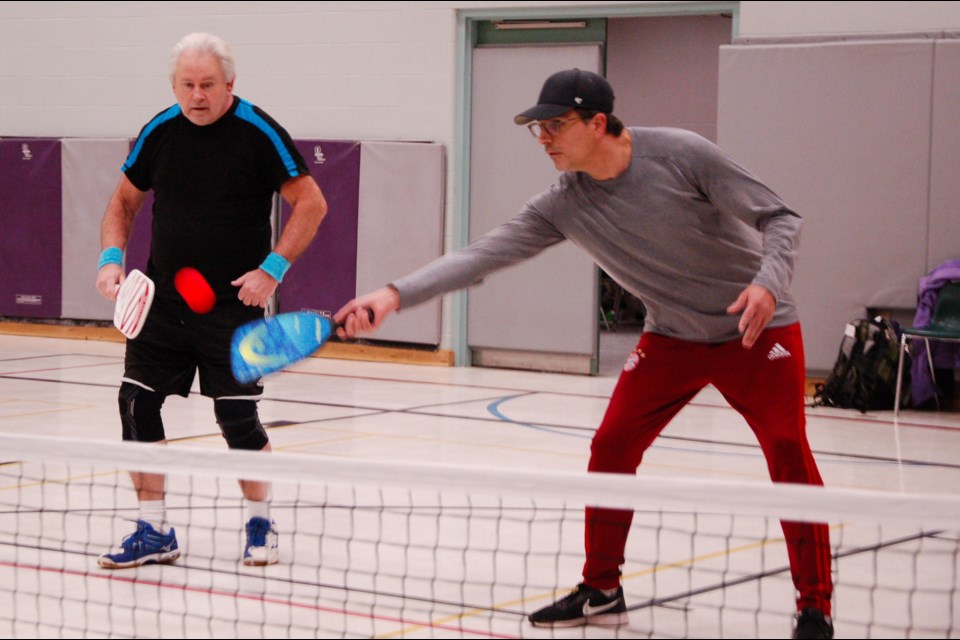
[230,308,374,383]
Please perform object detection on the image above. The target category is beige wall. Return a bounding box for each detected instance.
[2,2,959,141]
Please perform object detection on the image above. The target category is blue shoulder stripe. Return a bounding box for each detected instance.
[122,104,182,172]
[235,99,300,177]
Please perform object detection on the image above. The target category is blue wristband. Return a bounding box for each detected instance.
[259,251,291,283]
[98,246,124,270]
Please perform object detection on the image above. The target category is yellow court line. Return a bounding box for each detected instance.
[0,396,87,406]
[0,468,121,492]
[276,433,377,452]
[0,395,96,420]
[371,536,785,639]
[0,405,96,420]
[372,521,845,639]
[0,432,224,492]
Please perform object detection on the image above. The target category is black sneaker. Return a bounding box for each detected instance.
[792,607,834,639]
[528,583,628,628]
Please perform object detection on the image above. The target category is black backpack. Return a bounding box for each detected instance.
[813,317,910,413]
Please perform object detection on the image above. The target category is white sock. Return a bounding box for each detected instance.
[601,587,619,597]
[139,500,166,533]
[246,499,270,522]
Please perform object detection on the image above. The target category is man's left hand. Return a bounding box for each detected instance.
[232,269,279,308]
[726,284,776,349]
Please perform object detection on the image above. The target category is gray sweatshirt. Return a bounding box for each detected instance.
[393,127,801,343]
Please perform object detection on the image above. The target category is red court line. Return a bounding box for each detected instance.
[0,559,519,639]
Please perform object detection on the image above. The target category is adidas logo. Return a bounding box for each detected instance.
[767,343,792,361]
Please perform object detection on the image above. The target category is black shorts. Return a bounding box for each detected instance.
[124,296,265,399]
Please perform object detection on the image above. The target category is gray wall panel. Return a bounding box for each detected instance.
[61,138,128,320]
[718,40,933,370]
[469,45,600,366]
[930,40,960,271]
[357,142,444,344]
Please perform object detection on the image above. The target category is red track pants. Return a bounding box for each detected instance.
[583,323,832,615]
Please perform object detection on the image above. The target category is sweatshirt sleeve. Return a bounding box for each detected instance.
[391,206,565,310]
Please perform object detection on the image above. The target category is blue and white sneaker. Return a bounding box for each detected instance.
[243,516,279,566]
[98,520,180,569]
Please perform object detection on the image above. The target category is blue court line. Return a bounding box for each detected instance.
[486,394,590,439]
[485,394,927,467]
[487,395,766,463]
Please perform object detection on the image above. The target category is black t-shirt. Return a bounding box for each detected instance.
[123,96,308,302]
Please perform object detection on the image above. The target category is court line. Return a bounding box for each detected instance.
[0,344,953,429]
[271,394,960,470]
[0,353,117,363]
[624,528,942,613]
[0,368,956,470]
[0,557,521,639]
[0,346,956,471]
[485,395,960,470]
[1,347,955,634]
[1,366,956,434]
[0,362,119,376]
[383,524,801,637]
[1,484,949,636]
[431,524,944,638]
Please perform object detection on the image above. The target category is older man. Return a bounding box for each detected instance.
[95,32,326,569]
[335,69,834,639]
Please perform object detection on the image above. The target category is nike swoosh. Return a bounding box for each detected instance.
[238,325,289,367]
[583,600,620,617]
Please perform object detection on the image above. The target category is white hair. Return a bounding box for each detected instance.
[169,32,236,83]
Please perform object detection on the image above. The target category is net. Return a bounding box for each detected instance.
[1,432,958,639]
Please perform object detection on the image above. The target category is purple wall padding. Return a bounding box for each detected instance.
[125,193,153,274]
[123,139,153,274]
[0,139,62,318]
[279,140,360,314]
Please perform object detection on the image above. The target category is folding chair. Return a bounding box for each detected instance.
[894,281,960,416]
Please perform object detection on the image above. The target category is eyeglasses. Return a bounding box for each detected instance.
[527,116,581,138]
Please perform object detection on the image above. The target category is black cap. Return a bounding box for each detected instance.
[514,69,615,125]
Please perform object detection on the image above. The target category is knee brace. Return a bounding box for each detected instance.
[213,399,268,451]
[118,382,166,442]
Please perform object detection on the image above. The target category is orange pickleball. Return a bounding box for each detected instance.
[174,267,216,314]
